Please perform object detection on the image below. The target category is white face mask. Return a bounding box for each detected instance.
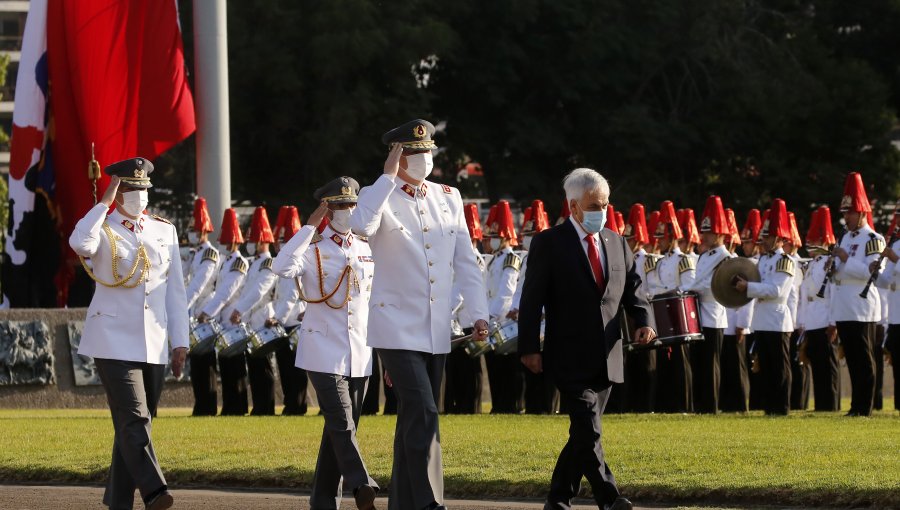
[246,244,256,256]
[330,208,354,233]
[522,236,533,250]
[187,231,199,245]
[118,190,148,217]
[405,152,433,181]
[489,238,501,252]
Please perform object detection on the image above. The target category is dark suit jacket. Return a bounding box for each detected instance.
[518,219,654,387]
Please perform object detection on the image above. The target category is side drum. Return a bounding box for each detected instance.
[248,324,288,358]
[625,292,704,351]
[189,319,222,356]
[216,323,257,359]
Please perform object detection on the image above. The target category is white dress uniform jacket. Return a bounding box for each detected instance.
[831,225,885,323]
[228,252,278,330]
[797,255,832,331]
[746,248,794,333]
[201,250,249,323]
[487,246,521,321]
[456,253,489,328]
[350,176,489,354]
[185,241,219,314]
[271,272,304,328]
[511,252,529,310]
[70,204,189,365]
[875,239,900,325]
[655,246,696,294]
[272,225,373,377]
[681,244,729,328]
[733,254,759,333]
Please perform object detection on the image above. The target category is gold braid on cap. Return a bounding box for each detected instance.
[298,245,359,309]
[79,223,152,288]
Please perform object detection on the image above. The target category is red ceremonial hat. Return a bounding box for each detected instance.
[191,197,214,233]
[788,212,802,248]
[700,196,730,235]
[604,204,619,233]
[655,201,683,240]
[272,206,288,241]
[806,206,836,248]
[647,210,661,248]
[677,208,700,245]
[276,206,303,242]
[756,209,769,243]
[840,172,871,213]
[485,204,499,237]
[625,203,650,245]
[464,203,483,240]
[542,211,551,231]
[557,198,571,225]
[741,209,761,243]
[760,199,791,239]
[218,208,244,245]
[490,200,518,245]
[725,208,741,246]
[522,200,548,234]
[888,210,900,238]
[247,206,275,244]
[615,211,625,235]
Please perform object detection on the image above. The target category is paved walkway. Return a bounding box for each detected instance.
[0,484,670,509]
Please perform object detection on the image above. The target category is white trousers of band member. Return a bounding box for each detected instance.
[94,358,167,510]
[306,371,378,509]
[377,349,446,510]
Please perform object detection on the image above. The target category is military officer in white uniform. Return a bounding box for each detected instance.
[680,196,730,414]
[350,120,489,510]
[228,206,279,415]
[273,177,379,510]
[184,197,220,416]
[198,209,250,415]
[734,199,795,416]
[828,173,885,416]
[69,158,188,510]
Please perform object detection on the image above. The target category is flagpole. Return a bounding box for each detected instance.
[192,0,231,229]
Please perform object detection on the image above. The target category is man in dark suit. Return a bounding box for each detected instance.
[519,168,656,510]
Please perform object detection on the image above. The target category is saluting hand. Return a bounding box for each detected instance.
[171,347,187,379]
[383,143,403,177]
[100,176,121,207]
[307,201,330,230]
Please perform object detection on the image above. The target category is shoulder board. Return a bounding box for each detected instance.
[230,257,249,275]
[260,258,274,271]
[150,214,173,225]
[503,252,522,271]
[311,232,324,244]
[644,256,659,273]
[441,184,454,194]
[776,255,795,276]
[202,248,219,263]
[866,237,886,256]
[678,255,696,273]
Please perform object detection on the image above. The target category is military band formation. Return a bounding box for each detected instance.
[70,119,897,510]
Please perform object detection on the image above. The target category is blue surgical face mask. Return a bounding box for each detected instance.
[581,209,607,234]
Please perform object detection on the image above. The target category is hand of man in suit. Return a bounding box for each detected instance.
[634,326,656,345]
[521,353,542,374]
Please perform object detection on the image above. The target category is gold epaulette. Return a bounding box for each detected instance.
[231,257,249,275]
[311,232,324,244]
[503,252,522,271]
[261,258,274,271]
[678,255,696,274]
[202,248,219,263]
[776,255,795,276]
[644,256,659,273]
[150,214,173,225]
[866,236,886,256]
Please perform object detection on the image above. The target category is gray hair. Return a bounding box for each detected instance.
[563,168,610,202]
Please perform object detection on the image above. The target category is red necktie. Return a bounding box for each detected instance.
[585,234,605,290]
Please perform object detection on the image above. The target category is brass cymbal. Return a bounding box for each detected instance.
[712,257,761,308]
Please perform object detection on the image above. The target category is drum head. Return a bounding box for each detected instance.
[712,257,761,308]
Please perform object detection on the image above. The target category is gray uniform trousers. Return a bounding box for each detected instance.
[94,358,167,510]
[306,371,378,509]
[377,349,446,510]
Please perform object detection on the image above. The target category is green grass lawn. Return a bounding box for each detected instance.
[0,403,897,508]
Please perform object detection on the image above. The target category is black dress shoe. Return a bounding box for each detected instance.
[607,496,633,510]
[354,484,377,510]
[845,411,860,417]
[145,490,174,510]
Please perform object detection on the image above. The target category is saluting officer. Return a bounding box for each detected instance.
[828,172,886,416]
[273,177,379,510]
[484,199,524,414]
[69,158,188,510]
[198,209,251,416]
[653,201,695,413]
[798,206,841,411]
[228,206,279,415]
[681,196,731,414]
[184,197,220,416]
[350,120,489,510]
[734,199,795,415]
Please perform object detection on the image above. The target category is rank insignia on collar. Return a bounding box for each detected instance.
[442,184,452,194]
[121,219,134,231]
[330,233,350,247]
